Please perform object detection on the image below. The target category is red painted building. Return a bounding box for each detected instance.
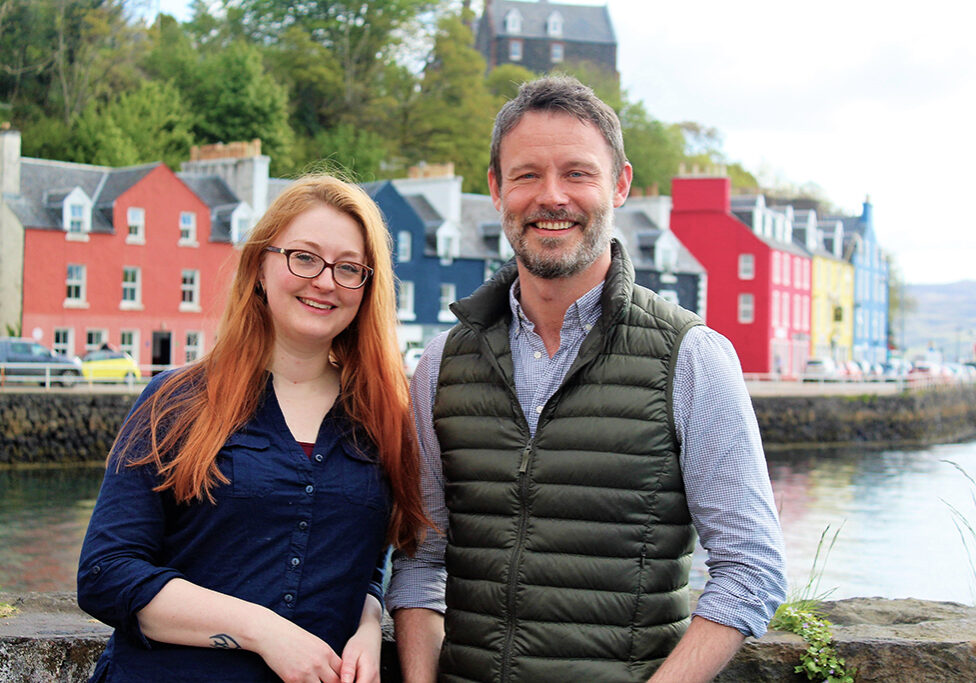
[670,176,811,376]
[5,144,240,370]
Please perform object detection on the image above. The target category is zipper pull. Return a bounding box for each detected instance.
[519,444,532,473]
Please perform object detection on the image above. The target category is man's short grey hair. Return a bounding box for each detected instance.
[490,75,627,189]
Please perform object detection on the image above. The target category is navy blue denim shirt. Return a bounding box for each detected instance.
[78,370,391,682]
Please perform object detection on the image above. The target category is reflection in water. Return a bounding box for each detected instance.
[3,440,976,603]
[691,439,976,604]
[0,465,103,592]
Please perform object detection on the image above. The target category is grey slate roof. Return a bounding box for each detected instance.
[178,174,242,242]
[403,194,444,254]
[459,194,504,260]
[9,158,157,233]
[488,0,616,44]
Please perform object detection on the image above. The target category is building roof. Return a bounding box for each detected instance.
[486,0,616,44]
[9,158,159,232]
[459,193,505,261]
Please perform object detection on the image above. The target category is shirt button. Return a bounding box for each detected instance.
[305,485,314,494]
[290,557,301,567]
[298,521,308,530]
[91,565,101,575]
[284,593,294,603]
[314,453,324,463]
[535,405,543,414]
[584,323,593,332]
[533,351,542,359]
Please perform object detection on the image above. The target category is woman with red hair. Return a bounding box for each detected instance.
[78,174,426,683]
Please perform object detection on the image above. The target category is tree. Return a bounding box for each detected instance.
[62,80,193,167]
[185,42,293,174]
[486,63,536,101]
[618,99,684,192]
[406,12,495,193]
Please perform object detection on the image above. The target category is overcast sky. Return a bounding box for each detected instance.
[158,0,975,285]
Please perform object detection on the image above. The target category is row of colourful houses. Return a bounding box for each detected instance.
[0,129,888,378]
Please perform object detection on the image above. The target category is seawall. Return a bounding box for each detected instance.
[3,592,975,682]
[2,384,975,465]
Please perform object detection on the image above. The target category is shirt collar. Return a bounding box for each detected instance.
[508,278,604,339]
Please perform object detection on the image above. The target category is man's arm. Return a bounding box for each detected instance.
[393,608,444,683]
[648,616,744,683]
[388,333,450,683]
[670,326,788,664]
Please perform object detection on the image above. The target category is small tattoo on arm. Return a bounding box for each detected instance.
[210,633,242,649]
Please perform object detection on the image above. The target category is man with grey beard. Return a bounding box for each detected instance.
[388,75,786,683]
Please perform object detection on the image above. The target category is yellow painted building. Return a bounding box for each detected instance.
[810,253,854,362]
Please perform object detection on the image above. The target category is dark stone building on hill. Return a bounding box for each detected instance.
[475,0,617,76]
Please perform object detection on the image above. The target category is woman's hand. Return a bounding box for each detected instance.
[255,616,343,683]
[339,595,383,683]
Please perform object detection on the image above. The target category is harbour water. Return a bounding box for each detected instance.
[3,439,976,604]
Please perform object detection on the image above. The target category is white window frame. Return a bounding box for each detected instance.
[550,42,564,63]
[397,230,412,263]
[547,11,563,36]
[772,291,780,327]
[438,283,457,323]
[397,280,416,321]
[127,207,145,244]
[179,269,201,311]
[120,329,139,363]
[782,291,790,328]
[505,9,522,33]
[771,252,780,285]
[794,258,802,290]
[121,266,142,310]
[737,293,754,324]
[793,293,802,329]
[738,253,755,280]
[802,295,810,331]
[69,203,85,233]
[85,328,107,353]
[509,39,523,61]
[782,255,791,287]
[53,328,73,357]
[179,211,198,246]
[65,264,88,308]
[185,331,203,363]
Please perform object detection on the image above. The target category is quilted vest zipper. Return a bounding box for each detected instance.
[500,440,534,682]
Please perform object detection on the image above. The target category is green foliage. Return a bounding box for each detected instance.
[406,12,494,193]
[308,124,388,183]
[769,524,857,682]
[771,605,855,682]
[185,42,293,174]
[486,64,537,101]
[619,100,684,192]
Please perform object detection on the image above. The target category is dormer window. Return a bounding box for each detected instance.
[61,187,92,240]
[550,43,564,63]
[505,9,522,34]
[547,11,563,37]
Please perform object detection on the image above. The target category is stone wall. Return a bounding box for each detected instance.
[3,592,974,682]
[1,385,974,466]
[0,391,137,465]
[753,384,976,449]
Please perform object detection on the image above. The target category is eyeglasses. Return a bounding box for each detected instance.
[265,247,373,289]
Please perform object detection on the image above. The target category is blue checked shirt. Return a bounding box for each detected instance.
[388,281,787,638]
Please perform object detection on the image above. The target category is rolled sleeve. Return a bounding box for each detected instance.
[387,333,449,614]
[77,374,186,646]
[674,326,788,638]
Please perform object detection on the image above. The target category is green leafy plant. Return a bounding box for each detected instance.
[769,524,857,682]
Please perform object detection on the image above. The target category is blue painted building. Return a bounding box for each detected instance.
[841,198,889,363]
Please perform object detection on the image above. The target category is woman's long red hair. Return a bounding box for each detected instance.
[114,175,427,553]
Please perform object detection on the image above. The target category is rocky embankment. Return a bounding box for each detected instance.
[1,384,975,465]
[2,592,975,682]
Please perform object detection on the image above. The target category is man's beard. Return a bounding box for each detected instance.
[502,204,613,279]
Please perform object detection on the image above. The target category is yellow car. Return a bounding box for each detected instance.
[81,349,142,383]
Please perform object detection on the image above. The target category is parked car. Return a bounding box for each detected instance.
[80,349,142,382]
[0,337,82,386]
[908,360,947,384]
[840,360,864,381]
[803,357,838,381]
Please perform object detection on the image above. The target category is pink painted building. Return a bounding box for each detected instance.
[1,130,241,370]
[670,176,811,377]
